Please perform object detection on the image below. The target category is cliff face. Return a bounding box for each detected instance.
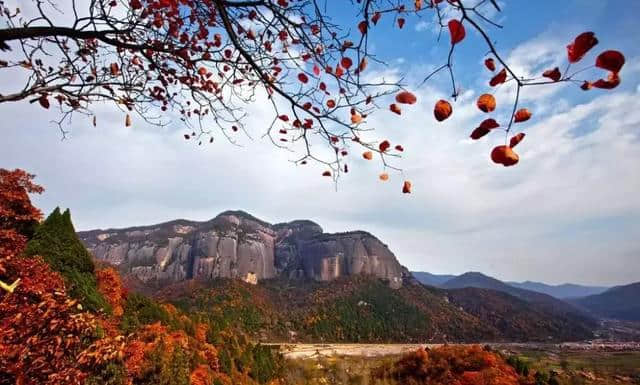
[78,211,410,287]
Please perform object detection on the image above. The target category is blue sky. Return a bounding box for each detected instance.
[2,0,639,286]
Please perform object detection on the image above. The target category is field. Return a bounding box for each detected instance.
[274,343,640,385]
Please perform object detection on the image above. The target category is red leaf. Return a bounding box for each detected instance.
[358,20,368,35]
[567,32,598,63]
[543,67,561,82]
[379,140,391,152]
[592,72,620,89]
[322,171,332,177]
[278,114,289,122]
[402,180,412,194]
[595,50,625,74]
[397,18,405,29]
[326,99,336,108]
[38,96,50,109]
[484,58,496,71]
[448,20,465,45]
[372,12,381,25]
[513,108,532,123]
[298,73,309,83]
[509,133,525,148]
[395,145,404,152]
[489,69,507,87]
[470,119,499,140]
[395,91,417,105]
[434,100,452,121]
[313,65,320,76]
[479,118,500,130]
[389,103,402,115]
[341,57,353,69]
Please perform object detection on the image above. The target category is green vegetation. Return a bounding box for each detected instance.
[24,207,110,313]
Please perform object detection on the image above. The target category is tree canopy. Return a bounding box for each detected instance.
[0,1,625,191]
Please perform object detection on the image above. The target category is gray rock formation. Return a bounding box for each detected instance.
[78,210,410,287]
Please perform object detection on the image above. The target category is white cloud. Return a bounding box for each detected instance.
[1,25,639,286]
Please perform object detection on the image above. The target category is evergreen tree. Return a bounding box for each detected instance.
[24,207,110,313]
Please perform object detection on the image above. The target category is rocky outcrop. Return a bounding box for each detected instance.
[78,210,410,287]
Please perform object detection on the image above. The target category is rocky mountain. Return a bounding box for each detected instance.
[78,210,409,287]
[506,280,609,299]
[571,282,640,321]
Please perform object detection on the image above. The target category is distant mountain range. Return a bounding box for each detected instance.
[413,270,639,323]
[412,271,610,299]
[571,282,640,321]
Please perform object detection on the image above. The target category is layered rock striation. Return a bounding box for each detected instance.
[78,211,409,287]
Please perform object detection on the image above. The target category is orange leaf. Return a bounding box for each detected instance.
[476,94,496,113]
[542,67,561,82]
[595,50,625,74]
[363,151,373,160]
[433,99,452,121]
[513,108,531,123]
[484,58,495,71]
[489,68,507,87]
[351,111,363,124]
[379,140,391,152]
[448,20,465,44]
[491,145,519,167]
[470,119,499,140]
[379,172,389,181]
[389,103,402,115]
[335,66,344,77]
[479,118,500,130]
[567,32,598,63]
[509,132,525,148]
[402,180,412,194]
[395,91,417,105]
[341,57,353,69]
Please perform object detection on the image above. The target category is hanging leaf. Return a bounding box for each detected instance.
[542,67,561,82]
[358,20,368,35]
[592,72,620,89]
[326,99,336,108]
[298,73,309,83]
[595,50,625,74]
[509,133,525,148]
[372,12,381,25]
[363,151,373,160]
[125,114,131,127]
[513,108,532,123]
[476,94,496,113]
[402,180,412,194]
[489,69,507,86]
[322,170,332,177]
[379,172,389,181]
[351,111,363,124]
[395,91,417,105]
[484,58,496,71]
[379,140,391,152]
[397,18,405,29]
[341,57,353,69]
[448,20,466,45]
[491,145,519,167]
[567,32,598,63]
[434,100,452,121]
[38,96,50,109]
[389,103,402,115]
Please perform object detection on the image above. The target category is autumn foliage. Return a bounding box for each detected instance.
[373,345,524,385]
[0,170,278,385]
[0,1,626,193]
